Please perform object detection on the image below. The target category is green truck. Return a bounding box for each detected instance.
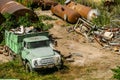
[5,30,63,72]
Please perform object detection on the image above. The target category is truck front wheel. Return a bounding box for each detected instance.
[25,62,34,73]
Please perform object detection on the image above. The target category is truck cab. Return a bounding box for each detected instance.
[21,36,62,72]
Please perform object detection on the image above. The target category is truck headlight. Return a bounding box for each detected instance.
[34,60,38,66]
[54,55,61,63]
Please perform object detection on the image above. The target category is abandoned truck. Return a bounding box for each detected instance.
[5,30,63,72]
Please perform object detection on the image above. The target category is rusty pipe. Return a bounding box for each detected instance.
[51,4,80,23]
[66,1,100,20]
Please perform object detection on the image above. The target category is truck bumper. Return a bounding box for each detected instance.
[33,64,55,70]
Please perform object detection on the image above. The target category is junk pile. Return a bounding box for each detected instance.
[0,45,9,56]
[67,16,120,53]
[94,27,120,53]
[10,25,43,35]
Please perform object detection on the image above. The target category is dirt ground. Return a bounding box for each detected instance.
[0,54,11,63]
[0,10,120,80]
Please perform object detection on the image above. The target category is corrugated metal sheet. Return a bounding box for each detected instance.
[0,0,13,10]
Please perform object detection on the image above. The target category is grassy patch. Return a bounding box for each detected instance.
[0,58,61,80]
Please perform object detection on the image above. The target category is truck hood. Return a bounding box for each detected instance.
[28,47,55,58]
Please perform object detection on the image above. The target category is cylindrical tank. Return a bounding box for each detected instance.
[66,1,100,20]
[0,0,38,22]
[51,4,80,23]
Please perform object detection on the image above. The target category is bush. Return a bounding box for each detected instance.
[112,66,120,80]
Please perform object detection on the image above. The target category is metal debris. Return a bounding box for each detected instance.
[67,15,120,53]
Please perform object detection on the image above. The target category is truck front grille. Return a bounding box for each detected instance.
[40,58,54,65]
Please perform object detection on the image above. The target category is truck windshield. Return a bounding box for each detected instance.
[28,40,49,49]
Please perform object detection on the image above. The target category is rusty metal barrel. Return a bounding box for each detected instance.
[65,1,100,20]
[0,0,38,22]
[51,4,80,23]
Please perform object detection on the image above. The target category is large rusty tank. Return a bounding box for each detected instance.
[65,1,100,20]
[51,4,80,23]
[0,0,38,22]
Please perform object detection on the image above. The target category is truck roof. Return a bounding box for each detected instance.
[24,36,49,42]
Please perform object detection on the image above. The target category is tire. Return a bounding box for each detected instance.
[21,59,26,67]
[9,50,15,60]
[57,59,64,70]
[25,62,34,73]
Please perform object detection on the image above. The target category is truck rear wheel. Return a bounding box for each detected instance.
[9,51,15,60]
[25,62,34,73]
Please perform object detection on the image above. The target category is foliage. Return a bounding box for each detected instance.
[55,0,66,4]
[0,58,61,80]
[17,14,32,27]
[92,11,111,27]
[112,66,120,80]
[16,0,33,8]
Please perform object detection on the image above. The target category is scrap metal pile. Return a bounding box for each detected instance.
[68,16,120,53]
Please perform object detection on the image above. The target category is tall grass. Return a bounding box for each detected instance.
[0,58,61,80]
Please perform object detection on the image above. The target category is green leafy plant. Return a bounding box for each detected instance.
[92,11,111,27]
[16,0,33,8]
[112,66,120,80]
[17,14,32,27]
